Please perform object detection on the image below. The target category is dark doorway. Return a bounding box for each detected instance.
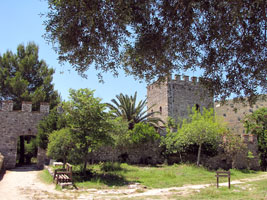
[195,104,200,111]
[16,135,38,166]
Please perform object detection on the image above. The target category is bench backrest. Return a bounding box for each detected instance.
[66,163,72,172]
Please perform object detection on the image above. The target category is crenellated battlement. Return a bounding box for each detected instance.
[172,75,205,84]
[0,101,49,113]
[147,74,203,90]
[1,100,14,112]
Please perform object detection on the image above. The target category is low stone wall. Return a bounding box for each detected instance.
[0,152,4,172]
[89,141,164,165]
[88,136,260,170]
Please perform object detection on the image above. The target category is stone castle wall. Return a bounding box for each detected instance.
[233,134,260,170]
[215,97,267,135]
[213,98,266,170]
[0,101,49,169]
[147,75,262,169]
[89,142,164,165]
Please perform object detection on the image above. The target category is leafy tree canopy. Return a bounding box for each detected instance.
[0,42,60,110]
[44,0,266,102]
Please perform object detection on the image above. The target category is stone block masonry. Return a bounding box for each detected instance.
[0,101,49,169]
[147,75,214,124]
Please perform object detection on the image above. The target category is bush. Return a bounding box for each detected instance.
[130,122,160,144]
[47,128,75,166]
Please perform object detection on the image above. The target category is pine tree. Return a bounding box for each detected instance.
[0,42,60,110]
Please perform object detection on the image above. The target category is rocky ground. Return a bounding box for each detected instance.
[0,165,267,200]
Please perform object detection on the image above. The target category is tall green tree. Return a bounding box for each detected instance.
[0,42,60,110]
[44,0,266,103]
[162,107,226,166]
[107,92,163,130]
[244,107,267,170]
[63,88,112,174]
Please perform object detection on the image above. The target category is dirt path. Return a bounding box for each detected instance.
[0,166,267,200]
[0,165,61,200]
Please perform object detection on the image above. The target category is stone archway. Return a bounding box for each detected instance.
[0,101,49,169]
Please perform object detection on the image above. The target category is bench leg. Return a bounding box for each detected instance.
[217,177,219,188]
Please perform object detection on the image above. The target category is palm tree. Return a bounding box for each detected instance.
[107,92,164,130]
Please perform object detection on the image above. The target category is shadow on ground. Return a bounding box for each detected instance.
[10,164,40,172]
[73,171,131,187]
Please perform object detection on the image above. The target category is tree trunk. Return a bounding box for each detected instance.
[179,152,183,163]
[83,156,88,176]
[19,136,25,164]
[129,122,134,130]
[197,143,202,166]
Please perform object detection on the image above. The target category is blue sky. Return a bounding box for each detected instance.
[0,0,199,103]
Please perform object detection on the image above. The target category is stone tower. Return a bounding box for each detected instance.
[147,75,214,124]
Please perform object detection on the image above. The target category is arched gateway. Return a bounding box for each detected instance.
[0,101,49,169]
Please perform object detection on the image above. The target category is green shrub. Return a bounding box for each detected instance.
[130,122,160,144]
[100,162,122,172]
[47,128,75,166]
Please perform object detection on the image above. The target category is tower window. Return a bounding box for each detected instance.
[159,106,162,115]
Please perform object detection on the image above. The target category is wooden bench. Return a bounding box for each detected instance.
[215,171,230,189]
[53,163,73,185]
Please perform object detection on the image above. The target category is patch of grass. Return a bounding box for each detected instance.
[72,163,265,189]
[175,178,267,200]
[39,169,53,184]
[41,162,265,191]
